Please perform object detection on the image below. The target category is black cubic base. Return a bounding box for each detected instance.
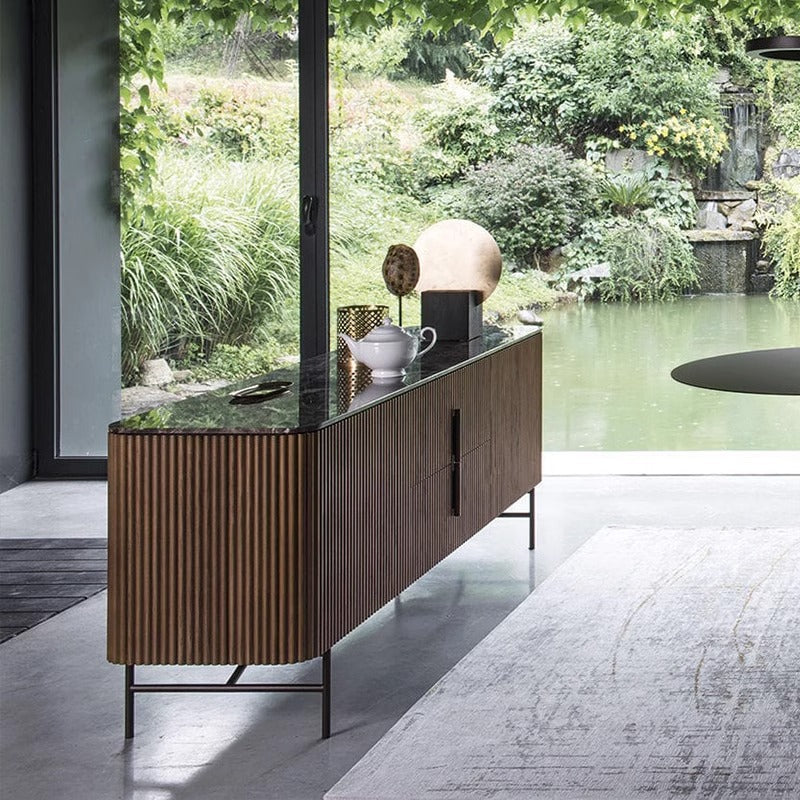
[421,290,482,342]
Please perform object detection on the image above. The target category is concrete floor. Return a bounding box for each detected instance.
[1,475,799,799]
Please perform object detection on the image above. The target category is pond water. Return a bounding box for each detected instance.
[538,295,800,451]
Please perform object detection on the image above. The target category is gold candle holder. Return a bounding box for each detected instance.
[336,305,388,411]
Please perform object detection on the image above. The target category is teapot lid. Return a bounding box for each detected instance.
[361,318,412,343]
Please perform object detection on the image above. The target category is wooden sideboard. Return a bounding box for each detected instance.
[107,328,541,738]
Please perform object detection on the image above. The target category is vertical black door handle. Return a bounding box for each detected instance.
[451,408,461,517]
[302,195,318,235]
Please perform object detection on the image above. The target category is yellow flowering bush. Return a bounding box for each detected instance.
[618,112,727,174]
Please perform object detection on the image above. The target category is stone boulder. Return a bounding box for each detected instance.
[141,358,173,387]
[727,198,757,230]
[605,148,657,175]
[773,149,800,181]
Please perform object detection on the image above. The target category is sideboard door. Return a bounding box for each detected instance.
[491,336,542,512]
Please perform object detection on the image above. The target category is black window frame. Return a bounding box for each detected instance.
[31,0,330,478]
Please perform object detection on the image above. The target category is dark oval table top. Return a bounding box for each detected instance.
[671,347,800,396]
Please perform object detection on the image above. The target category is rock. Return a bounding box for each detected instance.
[750,273,775,294]
[773,148,800,180]
[685,229,756,242]
[517,309,543,326]
[171,369,193,382]
[695,190,754,202]
[414,220,502,302]
[689,237,754,293]
[605,148,657,175]
[755,259,771,272]
[554,291,579,304]
[141,358,173,387]
[569,263,611,280]
[740,221,758,232]
[696,202,727,231]
[727,198,757,227]
[714,68,731,85]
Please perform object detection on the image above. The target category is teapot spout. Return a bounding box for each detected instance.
[338,333,359,359]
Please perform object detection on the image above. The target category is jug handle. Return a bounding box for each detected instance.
[417,327,437,358]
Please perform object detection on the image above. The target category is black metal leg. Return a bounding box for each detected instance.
[226,665,247,686]
[123,655,331,740]
[322,650,331,739]
[528,488,535,551]
[125,665,134,739]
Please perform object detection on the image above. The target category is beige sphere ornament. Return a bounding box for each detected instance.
[413,219,502,302]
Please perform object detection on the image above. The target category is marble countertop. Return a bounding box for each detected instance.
[111,326,540,435]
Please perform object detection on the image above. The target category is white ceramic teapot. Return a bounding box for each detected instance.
[339,318,437,382]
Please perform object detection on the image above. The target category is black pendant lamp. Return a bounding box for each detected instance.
[745,35,800,61]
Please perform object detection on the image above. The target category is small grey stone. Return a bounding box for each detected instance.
[569,263,611,280]
[141,358,173,387]
[728,198,757,227]
[517,309,543,326]
[696,203,727,231]
[171,369,193,382]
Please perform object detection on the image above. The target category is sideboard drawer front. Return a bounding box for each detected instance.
[401,356,493,485]
[398,441,494,592]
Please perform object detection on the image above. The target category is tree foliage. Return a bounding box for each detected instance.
[480,16,724,154]
[120,0,798,219]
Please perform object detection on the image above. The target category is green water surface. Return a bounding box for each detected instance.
[539,295,800,450]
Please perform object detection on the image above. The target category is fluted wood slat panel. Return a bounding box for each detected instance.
[107,432,318,665]
[492,336,542,511]
[315,397,401,652]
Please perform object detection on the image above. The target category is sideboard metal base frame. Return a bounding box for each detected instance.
[499,488,536,550]
[124,650,332,740]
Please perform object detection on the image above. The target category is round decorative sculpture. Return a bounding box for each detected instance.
[382,244,420,297]
[413,220,502,302]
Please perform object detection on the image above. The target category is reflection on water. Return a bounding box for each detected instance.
[539,295,800,451]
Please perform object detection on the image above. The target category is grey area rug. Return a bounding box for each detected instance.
[326,527,800,800]
[0,538,107,643]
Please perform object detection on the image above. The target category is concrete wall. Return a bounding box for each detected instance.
[0,3,33,492]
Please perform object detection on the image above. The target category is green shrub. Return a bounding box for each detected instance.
[330,24,411,79]
[648,176,698,230]
[176,342,284,381]
[415,77,509,184]
[153,80,298,160]
[763,179,800,300]
[460,144,598,268]
[478,15,722,156]
[619,113,728,174]
[600,169,698,228]
[562,214,699,301]
[329,79,424,195]
[121,154,298,383]
[600,173,653,218]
